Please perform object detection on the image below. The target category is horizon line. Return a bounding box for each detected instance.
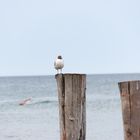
[0,72,140,77]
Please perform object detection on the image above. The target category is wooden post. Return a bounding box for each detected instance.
[55,74,86,140]
[118,80,140,140]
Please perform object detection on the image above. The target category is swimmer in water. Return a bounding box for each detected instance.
[19,98,31,106]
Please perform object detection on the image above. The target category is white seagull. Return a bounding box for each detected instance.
[54,55,64,74]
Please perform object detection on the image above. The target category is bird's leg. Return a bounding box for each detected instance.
[57,69,59,74]
[60,69,62,74]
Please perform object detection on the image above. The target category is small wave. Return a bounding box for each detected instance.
[33,96,57,102]
[29,100,54,105]
[0,97,58,106]
[18,96,58,106]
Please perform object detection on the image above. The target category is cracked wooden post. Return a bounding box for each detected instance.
[118,81,140,140]
[55,74,86,140]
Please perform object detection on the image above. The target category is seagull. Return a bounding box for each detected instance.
[54,55,64,74]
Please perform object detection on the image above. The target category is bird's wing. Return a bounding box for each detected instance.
[54,61,57,69]
[54,61,56,66]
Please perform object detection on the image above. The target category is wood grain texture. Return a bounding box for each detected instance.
[119,81,140,140]
[56,74,86,140]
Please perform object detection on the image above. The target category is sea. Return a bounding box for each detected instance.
[0,73,140,140]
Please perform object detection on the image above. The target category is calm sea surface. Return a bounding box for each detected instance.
[0,74,140,140]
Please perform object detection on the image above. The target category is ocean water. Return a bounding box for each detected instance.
[1,74,140,140]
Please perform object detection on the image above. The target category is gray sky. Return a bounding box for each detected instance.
[0,0,140,76]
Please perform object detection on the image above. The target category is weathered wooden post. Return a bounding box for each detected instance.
[55,74,86,140]
[118,80,140,140]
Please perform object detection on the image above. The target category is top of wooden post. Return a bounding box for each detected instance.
[55,73,86,79]
[118,80,140,85]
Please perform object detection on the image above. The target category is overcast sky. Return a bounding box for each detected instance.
[0,0,140,76]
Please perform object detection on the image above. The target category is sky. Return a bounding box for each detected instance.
[0,0,140,76]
